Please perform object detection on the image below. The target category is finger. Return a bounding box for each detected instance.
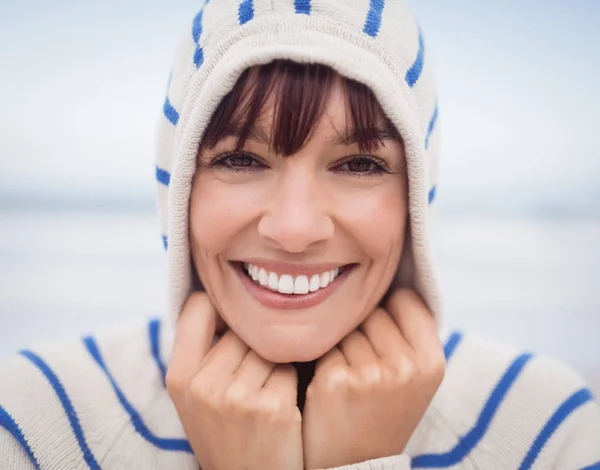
[262,364,298,407]
[312,346,350,391]
[385,289,442,356]
[169,292,218,385]
[315,346,347,374]
[231,350,276,391]
[200,329,250,378]
[339,330,378,367]
[361,307,413,360]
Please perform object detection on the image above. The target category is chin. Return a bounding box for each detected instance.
[246,332,335,364]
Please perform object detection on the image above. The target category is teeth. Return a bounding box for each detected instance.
[278,274,294,294]
[244,263,344,295]
[293,275,309,294]
[267,272,279,290]
[258,268,268,287]
[319,271,331,288]
[309,274,320,292]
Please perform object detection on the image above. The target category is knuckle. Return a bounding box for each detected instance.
[165,367,186,397]
[257,394,290,420]
[362,307,387,328]
[422,353,447,384]
[387,288,425,312]
[188,374,214,406]
[421,309,438,331]
[322,366,351,392]
[357,363,383,388]
[181,291,210,317]
[223,383,250,411]
[388,288,422,311]
[259,398,282,415]
[343,330,361,343]
[187,291,211,308]
[393,359,417,384]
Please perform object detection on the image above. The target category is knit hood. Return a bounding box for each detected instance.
[155,0,442,327]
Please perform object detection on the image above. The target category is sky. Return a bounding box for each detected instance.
[0,1,599,215]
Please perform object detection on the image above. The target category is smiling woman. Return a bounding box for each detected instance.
[0,0,599,469]
[190,61,408,363]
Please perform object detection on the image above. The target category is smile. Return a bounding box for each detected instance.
[243,263,343,294]
[232,261,353,310]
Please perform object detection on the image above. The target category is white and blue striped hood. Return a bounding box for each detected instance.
[154,0,442,325]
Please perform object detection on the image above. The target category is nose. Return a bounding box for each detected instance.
[257,167,335,253]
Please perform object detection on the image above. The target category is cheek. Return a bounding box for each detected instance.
[337,182,407,260]
[189,176,257,254]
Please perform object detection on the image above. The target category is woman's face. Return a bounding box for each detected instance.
[190,79,407,363]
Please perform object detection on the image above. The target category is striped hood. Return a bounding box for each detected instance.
[155,0,442,326]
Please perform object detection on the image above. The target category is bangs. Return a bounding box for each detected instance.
[200,60,400,156]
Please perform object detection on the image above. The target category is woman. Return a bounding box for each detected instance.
[1,1,599,469]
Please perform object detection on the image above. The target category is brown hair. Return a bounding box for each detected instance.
[200,60,401,156]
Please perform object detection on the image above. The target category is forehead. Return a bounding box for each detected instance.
[201,60,401,154]
[251,79,363,131]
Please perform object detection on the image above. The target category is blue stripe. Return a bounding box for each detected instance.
[156,165,171,186]
[425,103,438,149]
[443,331,462,362]
[582,463,600,470]
[194,45,205,69]
[294,0,311,15]
[363,0,385,37]
[238,0,254,25]
[192,8,205,43]
[519,388,595,470]
[19,350,101,469]
[162,235,168,251]
[83,336,193,453]
[163,96,179,126]
[0,406,40,469]
[192,3,210,68]
[405,30,425,87]
[412,353,533,468]
[149,319,167,387]
[428,185,437,204]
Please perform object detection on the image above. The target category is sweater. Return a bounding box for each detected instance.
[3,1,599,468]
[1,319,598,469]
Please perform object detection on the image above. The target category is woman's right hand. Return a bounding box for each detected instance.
[166,292,303,470]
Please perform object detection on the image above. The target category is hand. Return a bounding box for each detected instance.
[302,289,445,469]
[166,292,304,470]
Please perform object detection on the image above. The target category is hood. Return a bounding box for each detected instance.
[155,0,443,327]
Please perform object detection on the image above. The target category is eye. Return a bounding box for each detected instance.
[209,152,267,172]
[331,156,390,177]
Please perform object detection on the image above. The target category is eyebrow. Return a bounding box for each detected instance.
[222,123,400,147]
[222,125,271,145]
[330,124,400,146]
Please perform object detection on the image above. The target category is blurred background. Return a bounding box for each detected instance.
[0,1,598,394]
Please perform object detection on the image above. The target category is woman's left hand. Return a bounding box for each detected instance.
[302,289,446,470]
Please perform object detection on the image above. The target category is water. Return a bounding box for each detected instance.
[0,209,598,394]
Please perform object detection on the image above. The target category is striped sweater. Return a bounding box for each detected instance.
[3,1,599,468]
[1,320,598,469]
